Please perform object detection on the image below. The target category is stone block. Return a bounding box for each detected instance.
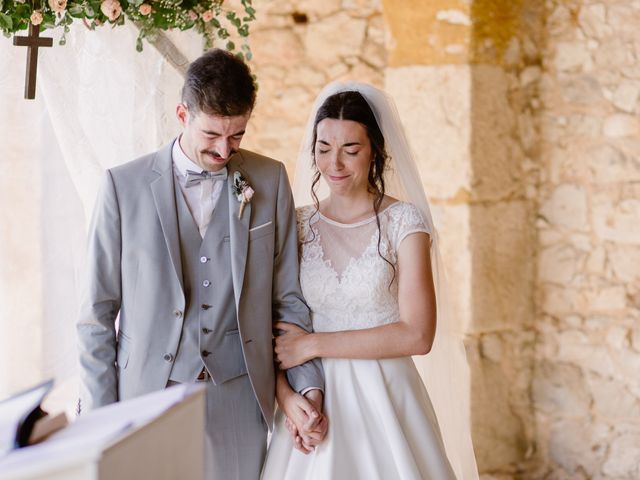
[606,4,640,37]
[433,203,472,332]
[538,244,579,284]
[272,0,342,18]
[469,201,535,331]
[559,75,604,106]
[603,113,640,138]
[588,374,640,418]
[532,360,590,417]
[567,114,601,137]
[469,343,531,471]
[609,245,640,283]
[577,4,608,39]
[602,432,640,478]
[520,66,541,88]
[540,184,588,231]
[586,286,627,312]
[587,143,640,183]
[612,82,640,113]
[470,65,525,202]
[594,38,635,71]
[593,193,640,244]
[547,420,609,477]
[251,29,305,67]
[304,12,367,63]
[385,65,472,199]
[554,42,591,73]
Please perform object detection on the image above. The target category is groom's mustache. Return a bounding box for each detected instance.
[202,148,238,160]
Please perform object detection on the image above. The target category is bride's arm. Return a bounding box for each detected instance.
[275,232,436,367]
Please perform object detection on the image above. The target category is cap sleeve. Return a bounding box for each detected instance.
[388,202,431,252]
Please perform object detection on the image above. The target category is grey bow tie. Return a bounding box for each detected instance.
[185,167,228,188]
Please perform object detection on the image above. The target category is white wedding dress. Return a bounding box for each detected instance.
[261,201,456,480]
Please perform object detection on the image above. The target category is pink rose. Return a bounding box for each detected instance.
[100,0,122,21]
[242,187,255,202]
[138,3,151,15]
[201,10,213,22]
[48,0,67,13]
[30,10,43,25]
[188,10,198,21]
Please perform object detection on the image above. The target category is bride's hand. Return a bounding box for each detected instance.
[274,322,314,369]
[277,383,326,454]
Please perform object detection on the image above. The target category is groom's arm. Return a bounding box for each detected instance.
[77,171,122,411]
[271,163,324,394]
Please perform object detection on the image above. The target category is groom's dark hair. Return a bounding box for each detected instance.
[182,49,256,116]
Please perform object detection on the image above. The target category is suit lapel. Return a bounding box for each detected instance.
[150,141,184,292]
[227,155,251,307]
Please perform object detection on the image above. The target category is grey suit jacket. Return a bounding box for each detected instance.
[77,142,324,427]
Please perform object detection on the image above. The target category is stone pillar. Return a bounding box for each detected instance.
[381,0,543,475]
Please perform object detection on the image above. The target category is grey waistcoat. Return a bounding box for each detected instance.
[168,180,248,384]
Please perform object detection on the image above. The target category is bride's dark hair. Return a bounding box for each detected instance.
[309,90,395,283]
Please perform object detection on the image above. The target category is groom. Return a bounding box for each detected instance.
[77,49,324,479]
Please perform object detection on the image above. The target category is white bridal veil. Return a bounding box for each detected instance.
[293,82,479,480]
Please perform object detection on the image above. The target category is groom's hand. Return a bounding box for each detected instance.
[298,390,328,449]
[282,389,328,454]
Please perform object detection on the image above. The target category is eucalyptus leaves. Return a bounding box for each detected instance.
[0,0,255,56]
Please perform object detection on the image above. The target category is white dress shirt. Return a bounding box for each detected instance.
[172,138,225,238]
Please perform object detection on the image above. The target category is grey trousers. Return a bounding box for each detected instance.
[168,374,267,480]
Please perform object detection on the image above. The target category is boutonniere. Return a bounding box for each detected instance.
[232,171,254,219]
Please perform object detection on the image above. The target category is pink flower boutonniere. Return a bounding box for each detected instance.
[232,171,254,220]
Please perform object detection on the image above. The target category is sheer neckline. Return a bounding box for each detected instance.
[316,201,402,228]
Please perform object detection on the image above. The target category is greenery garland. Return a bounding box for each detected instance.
[0,0,255,56]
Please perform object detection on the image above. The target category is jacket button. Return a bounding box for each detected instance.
[163,353,174,362]
[201,304,211,310]
[200,256,208,263]
[202,328,211,334]
[173,309,183,318]
[202,350,211,357]
[203,280,211,287]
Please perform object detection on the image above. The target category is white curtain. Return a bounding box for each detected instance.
[0,22,199,413]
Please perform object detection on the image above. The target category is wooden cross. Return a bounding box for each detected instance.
[13,23,53,100]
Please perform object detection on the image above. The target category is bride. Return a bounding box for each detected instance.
[261,83,478,479]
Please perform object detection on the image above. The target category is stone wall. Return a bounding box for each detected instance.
[532,1,640,478]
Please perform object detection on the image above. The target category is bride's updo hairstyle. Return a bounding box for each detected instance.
[310,90,395,282]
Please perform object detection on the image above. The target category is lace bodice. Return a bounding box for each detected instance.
[297,202,430,333]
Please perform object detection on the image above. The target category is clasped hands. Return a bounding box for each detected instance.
[275,322,327,453]
[281,388,328,454]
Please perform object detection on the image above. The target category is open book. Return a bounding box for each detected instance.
[0,380,68,458]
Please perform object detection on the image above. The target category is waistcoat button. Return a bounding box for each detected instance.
[163,353,174,362]
[203,280,211,287]
[200,256,208,263]
[173,309,183,318]
[202,350,211,357]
